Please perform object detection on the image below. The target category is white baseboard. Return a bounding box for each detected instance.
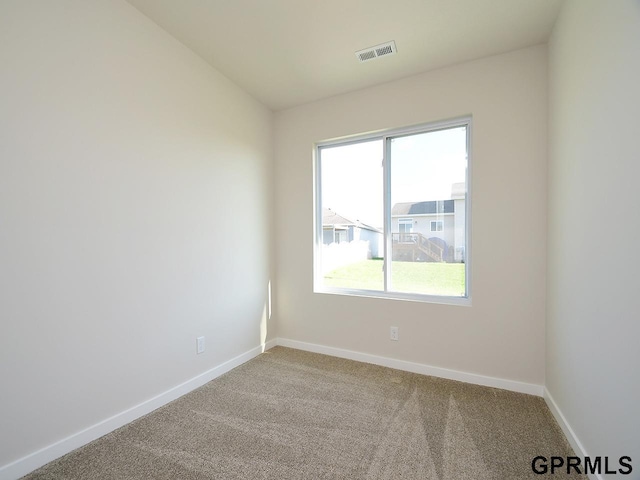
[276,338,544,396]
[0,339,278,480]
[0,337,552,480]
[544,388,601,480]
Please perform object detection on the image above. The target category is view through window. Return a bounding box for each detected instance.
[316,118,470,301]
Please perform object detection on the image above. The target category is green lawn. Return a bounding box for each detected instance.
[324,259,465,296]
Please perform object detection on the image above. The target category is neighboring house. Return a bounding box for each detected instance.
[322,208,383,258]
[391,182,466,263]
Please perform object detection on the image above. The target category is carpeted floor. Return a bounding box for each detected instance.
[23,347,585,479]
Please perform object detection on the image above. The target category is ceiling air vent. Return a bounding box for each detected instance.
[356,41,397,63]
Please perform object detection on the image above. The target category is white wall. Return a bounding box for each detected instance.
[0,0,273,470]
[275,46,548,385]
[547,0,640,471]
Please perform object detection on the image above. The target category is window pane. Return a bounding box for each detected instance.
[320,139,384,291]
[390,127,467,296]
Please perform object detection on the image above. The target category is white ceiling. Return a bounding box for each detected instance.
[127,0,564,111]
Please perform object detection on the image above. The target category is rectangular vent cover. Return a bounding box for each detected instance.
[356,41,397,63]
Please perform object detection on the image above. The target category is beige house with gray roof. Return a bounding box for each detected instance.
[322,208,383,258]
[391,182,466,263]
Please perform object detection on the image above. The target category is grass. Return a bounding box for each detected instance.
[324,259,465,296]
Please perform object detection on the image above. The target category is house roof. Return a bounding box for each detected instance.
[322,208,382,233]
[392,200,455,216]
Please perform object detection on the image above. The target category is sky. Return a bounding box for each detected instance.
[321,126,467,227]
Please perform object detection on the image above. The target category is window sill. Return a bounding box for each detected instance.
[314,287,471,306]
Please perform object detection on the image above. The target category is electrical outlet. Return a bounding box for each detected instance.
[196,336,205,354]
[390,326,399,341]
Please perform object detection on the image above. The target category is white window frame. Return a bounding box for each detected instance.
[313,116,472,306]
[334,229,347,244]
[398,218,413,233]
[430,220,443,232]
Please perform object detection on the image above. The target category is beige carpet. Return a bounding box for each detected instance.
[23,347,585,479]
